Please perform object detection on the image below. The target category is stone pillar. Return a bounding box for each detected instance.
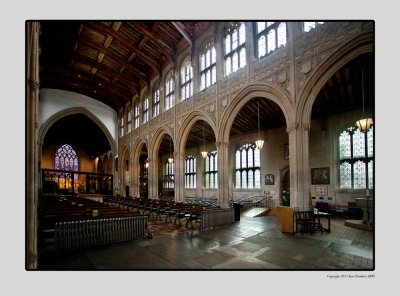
[217,141,229,208]
[174,150,184,202]
[26,21,40,269]
[287,123,311,211]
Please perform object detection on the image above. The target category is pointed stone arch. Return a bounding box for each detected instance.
[218,83,293,144]
[38,107,117,156]
[297,32,374,127]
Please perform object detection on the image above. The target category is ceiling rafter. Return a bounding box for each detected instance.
[84,22,160,72]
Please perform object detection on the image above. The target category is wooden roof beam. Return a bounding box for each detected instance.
[172,22,192,46]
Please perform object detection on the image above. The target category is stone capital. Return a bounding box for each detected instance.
[286,123,299,134]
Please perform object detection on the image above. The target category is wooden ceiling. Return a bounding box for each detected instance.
[39,21,211,111]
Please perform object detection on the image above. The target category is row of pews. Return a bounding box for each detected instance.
[39,194,147,252]
[104,196,221,230]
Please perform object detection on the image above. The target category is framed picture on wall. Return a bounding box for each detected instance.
[265,174,274,185]
[284,143,289,160]
[311,167,330,185]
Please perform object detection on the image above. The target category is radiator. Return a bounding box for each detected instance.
[54,216,148,252]
[201,208,234,230]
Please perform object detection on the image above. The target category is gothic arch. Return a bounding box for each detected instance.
[176,110,217,154]
[297,32,374,127]
[38,107,117,156]
[219,83,293,143]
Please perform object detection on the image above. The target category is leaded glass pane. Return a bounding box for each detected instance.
[239,48,246,67]
[225,57,231,76]
[205,174,210,188]
[267,22,274,27]
[267,30,276,53]
[200,54,205,71]
[214,153,217,170]
[339,130,351,159]
[232,52,238,72]
[200,74,205,90]
[242,171,247,188]
[254,148,260,167]
[225,35,231,53]
[368,160,374,189]
[205,156,209,172]
[193,158,196,173]
[232,29,238,50]
[367,127,374,157]
[257,22,265,33]
[211,47,216,64]
[354,160,366,189]
[215,172,218,188]
[236,150,241,169]
[236,171,241,188]
[210,173,214,188]
[258,35,266,58]
[206,50,211,68]
[239,23,246,45]
[248,171,254,189]
[353,129,365,158]
[241,150,247,168]
[248,148,254,168]
[255,169,260,188]
[340,162,352,189]
[277,23,287,47]
[206,71,210,87]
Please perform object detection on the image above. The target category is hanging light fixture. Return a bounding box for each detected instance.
[355,63,373,133]
[255,102,264,149]
[168,137,173,163]
[145,158,149,169]
[201,122,208,158]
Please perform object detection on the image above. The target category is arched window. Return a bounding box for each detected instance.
[185,155,196,188]
[224,22,246,77]
[120,112,124,137]
[134,100,140,129]
[339,125,374,189]
[54,144,79,189]
[235,144,261,189]
[165,161,174,189]
[165,71,175,110]
[55,144,79,172]
[199,42,216,91]
[142,92,149,124]
[127,106,132,133]
[303,21,325,32]
[205,151,218,188]
[256,22,287,59]
[153,82,160,118]
[180,57,193,101]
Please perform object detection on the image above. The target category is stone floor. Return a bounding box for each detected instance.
[39,209,375,270]
[38,213,374,270]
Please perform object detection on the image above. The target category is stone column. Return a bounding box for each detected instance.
[26,21,40,269]
[287,123,311,211]
[217,141,229,208]
[174,150,184,203]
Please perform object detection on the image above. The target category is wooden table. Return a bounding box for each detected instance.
[312,211,333,233]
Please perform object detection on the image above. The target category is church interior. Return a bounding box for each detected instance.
[26,21,374,271]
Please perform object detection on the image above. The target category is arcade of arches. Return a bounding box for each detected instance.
[26,21,374,269]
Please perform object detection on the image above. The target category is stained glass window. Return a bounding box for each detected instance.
[205,151,218,188]
[235,144,261,188]
[54,144,79,187]
[338,125,374,189]
[224,22,246,77]
[256,22,287,59]
[185,155,196,188]
[127,107,131,133]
